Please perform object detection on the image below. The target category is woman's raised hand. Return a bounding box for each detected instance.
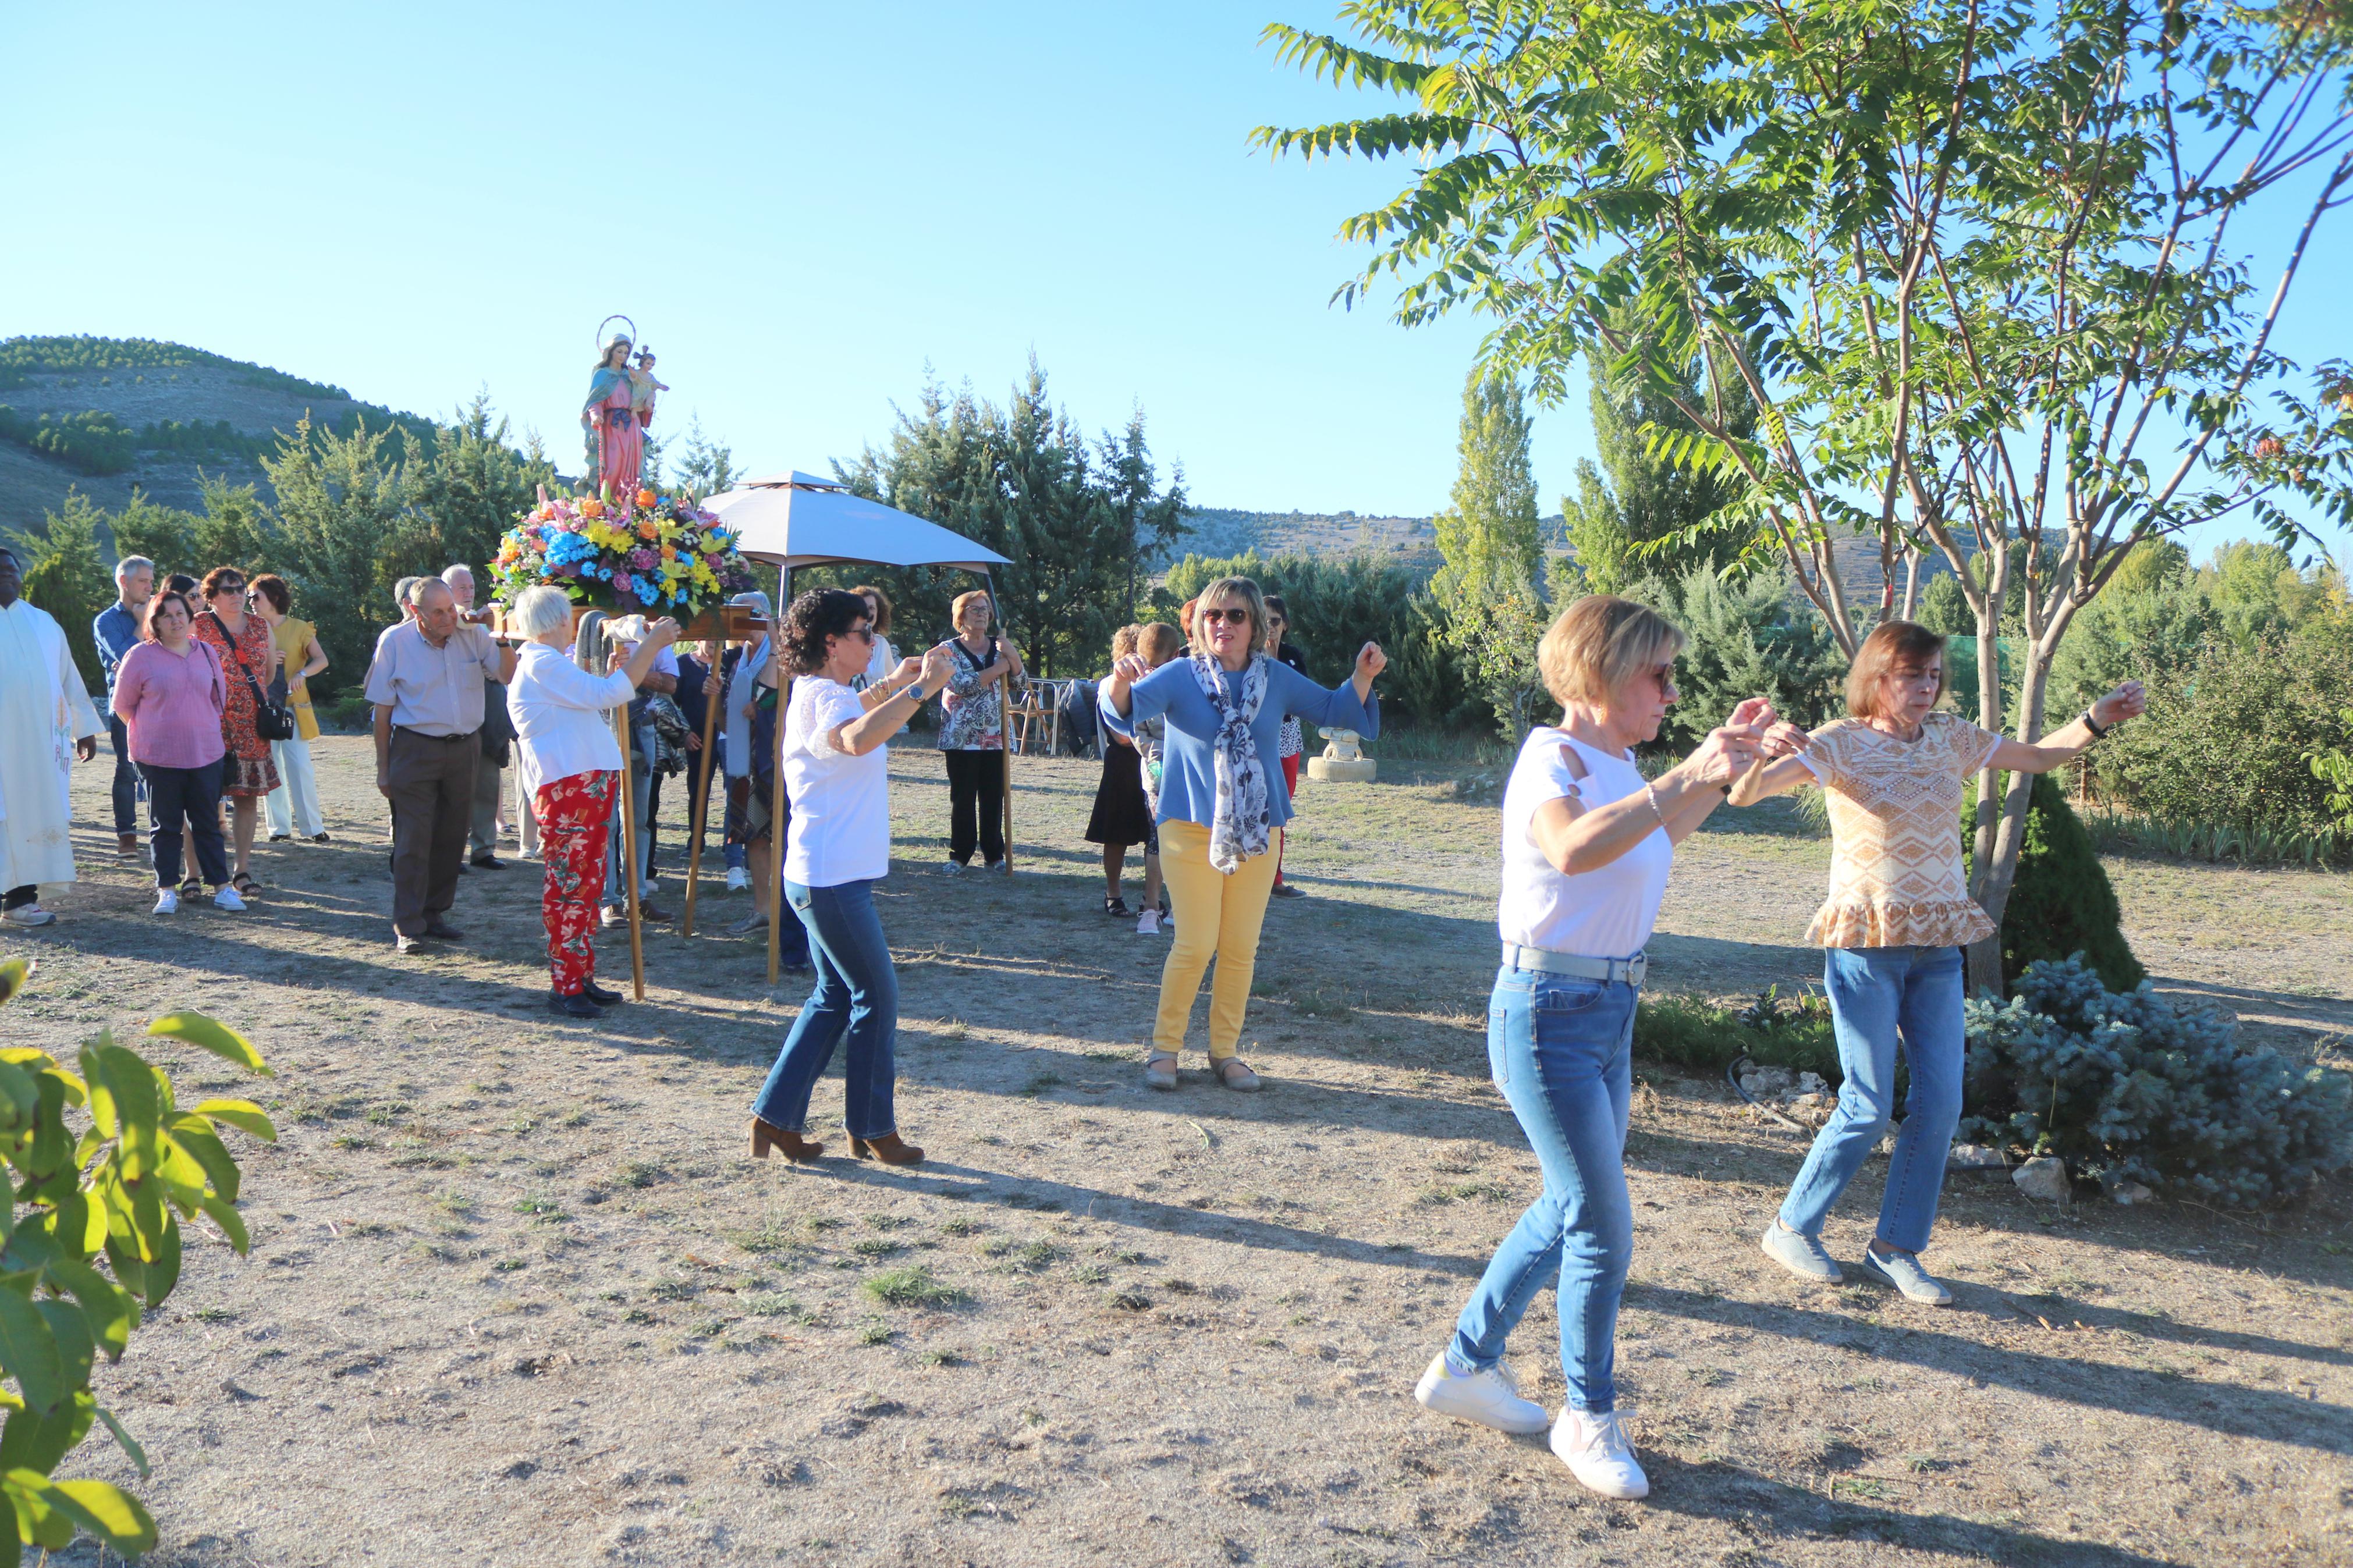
[1355,642,1387,681]
[889,656,925,688]
[920,642,957,690]
[2093,680,2147,727]
[1685,725,1762,788]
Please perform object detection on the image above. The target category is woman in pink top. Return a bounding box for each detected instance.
[112,591,240,915]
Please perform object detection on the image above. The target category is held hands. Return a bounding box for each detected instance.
[74,735,97,763]
[2092,680,2147,728]
[1683,726,1762,789]
[919,642,957,692]
[889,656,925,690]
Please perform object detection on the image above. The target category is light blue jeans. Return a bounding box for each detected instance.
[1777,945,1965,1255]
[1449,963,1637,1414]
[751,879,899,1139]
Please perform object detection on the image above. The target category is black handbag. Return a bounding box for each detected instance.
[207,611,297,742]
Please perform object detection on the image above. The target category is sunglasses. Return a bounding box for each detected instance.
[845,626,875,643]
[1201,607,1251,625]
[214,583,244,596]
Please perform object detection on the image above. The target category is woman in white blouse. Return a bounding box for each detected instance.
[505,587,680,1018]
[748,589,953,1167]
[1411,595,1786,1502]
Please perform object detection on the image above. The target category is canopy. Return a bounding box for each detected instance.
[705,472,1010,573]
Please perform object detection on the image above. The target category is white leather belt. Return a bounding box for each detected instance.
[1501,945,1647,989]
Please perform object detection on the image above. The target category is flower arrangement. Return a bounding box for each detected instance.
[489,485,754,619]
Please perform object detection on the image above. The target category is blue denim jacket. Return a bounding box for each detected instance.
[1100,655,1378,830]
[93,602,141,698]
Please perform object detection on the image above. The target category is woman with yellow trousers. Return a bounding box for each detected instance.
[1101,575,1383,1091]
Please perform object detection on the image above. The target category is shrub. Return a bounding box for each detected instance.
[1965,773,2145,992]
[1632,990,1843,1083]
[1961,957,2353,1206]
[1633,562,1846,748]
[0,958,276,1557]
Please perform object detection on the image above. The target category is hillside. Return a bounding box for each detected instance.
[0,336,431,535]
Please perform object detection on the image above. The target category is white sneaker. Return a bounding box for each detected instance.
[212,886,247,913]
[1135,909,1160,936]
[0,905,56,927]
[1551,1408,1648,1499]
[1862,1246,1953,1305]
[725,867,750,893]
[1413,1354,1550,1435]
[152,889,179,915]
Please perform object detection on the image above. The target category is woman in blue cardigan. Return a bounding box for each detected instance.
[1101,575,1384,1091]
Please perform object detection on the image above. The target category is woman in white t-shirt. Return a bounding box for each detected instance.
[748,589,954,1168]
[1411,595,1791,1503]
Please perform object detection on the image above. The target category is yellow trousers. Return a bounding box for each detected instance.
[1153,819,1279,1061]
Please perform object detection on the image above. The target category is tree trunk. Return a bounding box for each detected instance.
[1964,615,2057,997]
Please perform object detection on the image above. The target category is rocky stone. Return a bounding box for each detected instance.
[1796,1071,1827,1096]
[2109,1181,2155,1206]
[1783,1091,1835,1127]
[1740,1066,1797,1097]
[2011,1156,2071,1202]
[1947,1143,2006,1171]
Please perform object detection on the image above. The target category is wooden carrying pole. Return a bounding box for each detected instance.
[986,567,1013,873]
[678,613,731,938]
[575,612,646,1000]
[765,568,794,986]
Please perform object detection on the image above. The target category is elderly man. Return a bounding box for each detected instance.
[0,547,102,926]
[366,577,516,952]
[93,554,156,855]
[442,563,515,871]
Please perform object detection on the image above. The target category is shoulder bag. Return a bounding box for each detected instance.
[206,611,297,742]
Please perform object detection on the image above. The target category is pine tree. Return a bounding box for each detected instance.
[1560,354,1756,595]
[11,490,113,687]
[1432,374,1549,735]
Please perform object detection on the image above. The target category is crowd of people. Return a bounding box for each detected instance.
[0,552,2156,1505]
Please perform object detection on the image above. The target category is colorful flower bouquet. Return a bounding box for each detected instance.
[489,485,755,621]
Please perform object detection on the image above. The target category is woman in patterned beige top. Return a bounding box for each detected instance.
[1730,621,2145,1304]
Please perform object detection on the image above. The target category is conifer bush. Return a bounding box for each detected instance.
[1961,957,2353,1206]
[1965,773,2145,992]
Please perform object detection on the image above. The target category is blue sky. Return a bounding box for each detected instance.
[5,1,2345,563]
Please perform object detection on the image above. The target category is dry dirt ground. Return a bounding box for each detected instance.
[5,737,2350,1567]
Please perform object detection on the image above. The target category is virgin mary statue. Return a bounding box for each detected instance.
[582,331,644,497]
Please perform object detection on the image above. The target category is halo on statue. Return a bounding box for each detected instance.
[594,313,638,353]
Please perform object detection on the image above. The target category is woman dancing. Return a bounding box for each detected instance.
[1085,625,1160,920]
[1733,620,2144,1304]
[750,589,953,1166]
[1412,595,1779,1501]
[1099,576,1383,1092]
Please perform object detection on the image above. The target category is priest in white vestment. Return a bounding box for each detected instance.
[0,547,103,927]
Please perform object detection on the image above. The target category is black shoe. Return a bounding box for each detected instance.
[394,932,426,955]
[268,833,292,843]
[423,919,466,941]
[548,990,600,1018]
[470,854,506,870]
[1269,883,1308,900]
[312,832,332,844]
[1104,897,1131,918]
[582,979,625,1007]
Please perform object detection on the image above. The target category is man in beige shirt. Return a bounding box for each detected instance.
[366,578,516,952]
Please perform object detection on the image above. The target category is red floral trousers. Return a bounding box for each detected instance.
[537,770,616,995]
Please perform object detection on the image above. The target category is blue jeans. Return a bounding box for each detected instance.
[107,715,144,835]
[1777,945,1965,1255]
[751,879,899,1139]
[1449,964,1637,1414]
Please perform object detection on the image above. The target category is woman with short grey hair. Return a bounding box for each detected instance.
[506,586,680,1016]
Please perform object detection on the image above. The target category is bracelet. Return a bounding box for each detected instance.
[2082,708,2110,739]
[1642,780,1670,830]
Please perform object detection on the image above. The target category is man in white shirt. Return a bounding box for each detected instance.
[365,577,516,952]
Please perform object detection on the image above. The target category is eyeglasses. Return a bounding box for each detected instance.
[846,627,875,643]
[1201,607,1251,625]
[214,583,244,596]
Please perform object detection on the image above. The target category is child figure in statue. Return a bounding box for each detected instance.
[630,348,668,433]
[583,333,644,498]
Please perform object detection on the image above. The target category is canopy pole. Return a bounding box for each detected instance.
[679,613,728,938]
[765,568,794,986]
[986,567,1013,873]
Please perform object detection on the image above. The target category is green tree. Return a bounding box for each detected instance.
[1561,353,1756,595]
[672,415,740,500]
[1964,775,2146,992]
[105,490,200,581]
[10,491,113,687]
[262,414,421,689]
[1260,0,2353,991]
[1637,563,1846,750]
[1432,374,1548,735]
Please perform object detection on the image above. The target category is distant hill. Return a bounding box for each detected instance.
[0,336,434,535]
[1171,506,1574,572]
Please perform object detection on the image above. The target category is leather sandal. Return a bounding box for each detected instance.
[749,1118,825,1162]
[1209,1057,1261,1092]
[1143,1051,1179,1091]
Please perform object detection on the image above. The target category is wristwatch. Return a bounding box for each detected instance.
[2082,707,2110,738]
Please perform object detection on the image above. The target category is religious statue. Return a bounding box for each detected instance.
[630,347,668,429]
[582,318,646,499]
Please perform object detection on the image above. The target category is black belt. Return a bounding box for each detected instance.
[395,726,478,744]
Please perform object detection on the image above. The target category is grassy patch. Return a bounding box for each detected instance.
[615,1160,667,1189]
[864,1266,971,1308]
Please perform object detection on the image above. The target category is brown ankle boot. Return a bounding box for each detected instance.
[849,1131,924,1166]
[750,1118,824,1162]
